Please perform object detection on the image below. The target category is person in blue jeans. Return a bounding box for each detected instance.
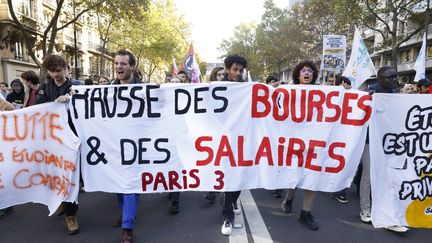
[111,49,143,243]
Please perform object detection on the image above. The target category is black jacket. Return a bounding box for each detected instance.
[6,79,25,105]
[36,78,72,104]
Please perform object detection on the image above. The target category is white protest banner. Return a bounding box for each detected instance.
[370,94,432,228]
[321,35,346,72]
[343,27,376,89]
[70,83,372,194]
[414,33,426,82]
[0,102,80,215]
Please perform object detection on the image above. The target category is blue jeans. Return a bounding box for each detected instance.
[117,194,139,230]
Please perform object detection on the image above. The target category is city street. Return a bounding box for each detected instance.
[1,186,431,243]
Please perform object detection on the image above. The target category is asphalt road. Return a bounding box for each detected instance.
[0,186,431,243]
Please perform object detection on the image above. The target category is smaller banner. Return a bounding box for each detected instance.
[370,94,432,228]
[343,27,376,89]
[321,35,346,72]
[0,103,80,215]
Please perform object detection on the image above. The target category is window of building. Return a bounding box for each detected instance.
[427,45,432,59]
[401,50,411,63]
[15,39,25,61]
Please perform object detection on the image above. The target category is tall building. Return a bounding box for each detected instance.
[0,0,114,84]
[364,1,431,83]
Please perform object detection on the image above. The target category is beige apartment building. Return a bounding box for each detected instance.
[363,1,431,84]
[0,0,113,84]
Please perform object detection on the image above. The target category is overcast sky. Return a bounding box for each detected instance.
[174,0,289,63]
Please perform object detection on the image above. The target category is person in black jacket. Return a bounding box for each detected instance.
[220,54,247,236]
[36,54,79,235]
[111,49,142,243]
[6,79,25,109]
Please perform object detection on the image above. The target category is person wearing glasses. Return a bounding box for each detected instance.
[359,66,409,233]
[6,79,25,109]
[281,60,320,230]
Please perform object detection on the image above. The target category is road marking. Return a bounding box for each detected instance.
[240,190,273,243]
[229,194,248,243]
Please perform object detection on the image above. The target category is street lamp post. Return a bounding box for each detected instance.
[425,0,430,51]
[73,1,79,79]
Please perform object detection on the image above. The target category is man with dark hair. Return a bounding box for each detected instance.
[416,78,431,94]
[177,70,189,83]
[265,75,280,88]
[21,70,40,107]
[223,54,247,82]
[112,49,142,243]
[359,66,408,233]
[36,54,79,234]
[220,54,247,236]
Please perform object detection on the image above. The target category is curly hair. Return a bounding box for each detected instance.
[42,54,68,72]
[224,54,248,69]
[292,60,318,84]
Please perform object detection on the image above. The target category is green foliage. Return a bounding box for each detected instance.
[219,0,362,79]
[109,0,190,82]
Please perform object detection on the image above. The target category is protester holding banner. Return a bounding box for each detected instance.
[281,60,320,230]
[35,54,80,234]
[0,98,15,218]
[360,66,409,233]
[220,54,247,236]
[111,49,142,243]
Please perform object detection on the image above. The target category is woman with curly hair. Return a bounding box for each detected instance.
[281,60,320,231]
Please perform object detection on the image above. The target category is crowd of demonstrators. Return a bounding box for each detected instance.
[281,60,320,231]
[2,49,431,242]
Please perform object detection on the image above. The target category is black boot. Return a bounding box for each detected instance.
[299,210,319,230]
[281,198,293,214]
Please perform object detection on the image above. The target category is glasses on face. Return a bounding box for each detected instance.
[11,84,21,88]
[381,75,398,80]
[300,69,314,74]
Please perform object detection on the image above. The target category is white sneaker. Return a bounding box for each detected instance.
[360,211,371,223]
[221,220,233,236]
[233,202,241,215]
[385,226,409,233]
